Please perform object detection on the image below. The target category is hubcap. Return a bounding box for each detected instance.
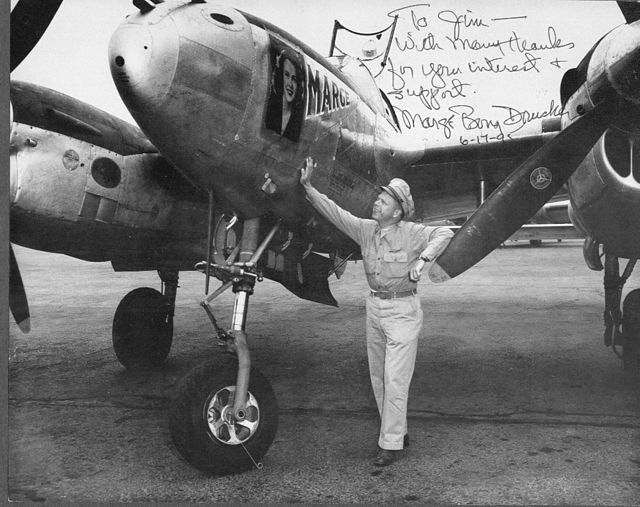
[204,386,260,445]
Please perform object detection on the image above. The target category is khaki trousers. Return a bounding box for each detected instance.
[366,293,423,450]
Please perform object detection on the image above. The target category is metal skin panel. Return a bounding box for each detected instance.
[568,132,640,258]
[173,37,252,121]
[11,124,91,221]
[327,111,379,219]
[115,153,208,235]
[373,115,396,185]
[178,4,255,69]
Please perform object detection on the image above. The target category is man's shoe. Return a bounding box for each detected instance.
[404,434,409,449]
[373,449,398,467]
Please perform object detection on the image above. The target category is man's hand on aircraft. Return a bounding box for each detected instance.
[300,156,316,188]
[409,258,427,282]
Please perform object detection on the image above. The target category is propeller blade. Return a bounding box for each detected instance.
[429,103,613,283]
[9,245,30,333]
[618,1,640,24]
[10,0,64,72]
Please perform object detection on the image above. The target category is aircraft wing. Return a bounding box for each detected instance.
[400,126,570,227]
[443,222,581,241]
[408,121,560,169]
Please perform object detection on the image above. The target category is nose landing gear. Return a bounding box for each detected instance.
[169,216,281,474]
[168,357,278,475]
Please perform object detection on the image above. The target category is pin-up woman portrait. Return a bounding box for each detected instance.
[265,46,305,142]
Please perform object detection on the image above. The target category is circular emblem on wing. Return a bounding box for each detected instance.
[530,167,552,190]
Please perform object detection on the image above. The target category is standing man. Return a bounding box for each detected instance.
[300,156,453,467]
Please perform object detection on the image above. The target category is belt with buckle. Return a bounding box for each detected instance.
[370,288,417,299]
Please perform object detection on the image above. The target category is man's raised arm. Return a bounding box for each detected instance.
[300,156,366,245]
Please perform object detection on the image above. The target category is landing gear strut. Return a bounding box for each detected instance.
[112,269,178,370]
[603,254,638,372]
[169,217,281,474]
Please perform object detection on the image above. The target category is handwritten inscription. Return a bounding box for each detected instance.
[378,2,578,143]
[494,99,564,135]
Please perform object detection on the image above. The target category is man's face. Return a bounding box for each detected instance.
[283,59,298,104]
[372,191,401,224]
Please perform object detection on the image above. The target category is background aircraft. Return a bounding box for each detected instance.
[8,0,639,475]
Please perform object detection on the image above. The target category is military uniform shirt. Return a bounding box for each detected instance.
[306,186,454,292]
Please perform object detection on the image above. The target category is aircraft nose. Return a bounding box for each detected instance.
[108,16,179,110]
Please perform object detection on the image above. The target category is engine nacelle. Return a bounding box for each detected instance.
[10,120,208,265]
[562,21,640,134]
[568,128,640,259]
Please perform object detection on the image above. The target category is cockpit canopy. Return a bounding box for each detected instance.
[327,55,399,130]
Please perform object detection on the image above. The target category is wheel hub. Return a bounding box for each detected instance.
[204,386,260,445]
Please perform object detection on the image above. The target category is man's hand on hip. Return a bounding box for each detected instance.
[409,258,427,282]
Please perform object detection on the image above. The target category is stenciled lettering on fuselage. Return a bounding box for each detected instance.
[306,61,352,117]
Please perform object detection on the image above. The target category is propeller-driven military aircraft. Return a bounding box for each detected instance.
[9,0,640,475]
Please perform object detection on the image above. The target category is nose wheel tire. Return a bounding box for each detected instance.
[622,289,640,373]
[112,287,173,370]
[169,359,278,475]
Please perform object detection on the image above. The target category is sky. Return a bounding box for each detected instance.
[10,0,625,146]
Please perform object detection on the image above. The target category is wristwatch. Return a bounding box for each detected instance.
[420,255,431,263]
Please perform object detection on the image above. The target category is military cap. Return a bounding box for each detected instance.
[380,178,415,219]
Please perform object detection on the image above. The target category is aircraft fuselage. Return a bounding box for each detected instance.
[108,1,424,224]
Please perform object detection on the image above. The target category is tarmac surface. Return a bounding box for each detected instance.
[7,241,640,504]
